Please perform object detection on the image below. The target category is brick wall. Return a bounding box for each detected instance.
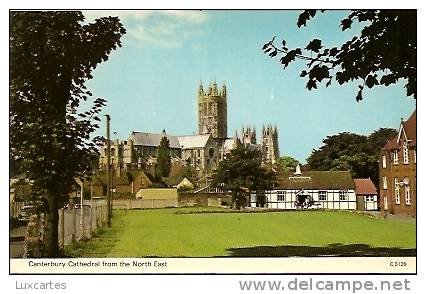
[178,192,231,207]
[379,148,416,216]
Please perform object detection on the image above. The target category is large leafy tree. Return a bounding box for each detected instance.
[10,11,125,256]
[211,144,274,209]
[156,135,172,178]
[277,155,299,171]
[262,10,416,101]
[307,128,397,186]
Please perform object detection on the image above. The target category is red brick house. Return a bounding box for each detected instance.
[379,110,416,216]
[86,170,152,197]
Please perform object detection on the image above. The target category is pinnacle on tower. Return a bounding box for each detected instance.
[212,80,218,96]
[221,82,227,96]
[199,80,204,95]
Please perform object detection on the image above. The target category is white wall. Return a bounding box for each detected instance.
[250,189,357,210]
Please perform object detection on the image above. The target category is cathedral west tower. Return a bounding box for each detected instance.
[198,81,227,139]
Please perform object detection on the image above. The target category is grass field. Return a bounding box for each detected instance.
[67,207,416,257]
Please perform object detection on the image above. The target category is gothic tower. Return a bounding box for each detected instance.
[198,81,227,139]
[262,124,279,164]
[240,126,256,147]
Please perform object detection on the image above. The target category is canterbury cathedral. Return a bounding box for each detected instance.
[99,81,280,174]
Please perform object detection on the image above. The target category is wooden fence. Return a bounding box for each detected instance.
[21,202,108,257]
[58,203,108,247]
[10,202,24,219]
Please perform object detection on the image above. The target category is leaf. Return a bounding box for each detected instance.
[306,79,317,90]
[365,75,379,88]
[329,47,338,56]
[341,18,353,31]
[300,70,308,77]
[306,39,322,53]
[262,43,269,50]
[356,89,363,101]
[297,11,310,27]
[269,50,277,57]
[309,65,329,82]
[280,49,301,68]
[380,74,397,86]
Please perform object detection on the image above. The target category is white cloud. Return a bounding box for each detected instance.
[161,10,208,23]
[83,10,208,48]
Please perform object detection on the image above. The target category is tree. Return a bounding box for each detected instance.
[156,135,172,178]
[277,156,299,171]
[367,128,399,156]
[262,10,416,101]
[10,11,125,256]
[307,128,397,186]
[125,171,134,183]
[211,144,274,209]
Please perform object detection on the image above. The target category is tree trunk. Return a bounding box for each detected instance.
[44,188,60,257]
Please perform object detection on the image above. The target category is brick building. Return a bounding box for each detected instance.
[379,110,416,216]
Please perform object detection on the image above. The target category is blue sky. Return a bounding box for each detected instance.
[83,10,416,163]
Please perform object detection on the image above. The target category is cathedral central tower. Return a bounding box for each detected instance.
[198,81,227,139]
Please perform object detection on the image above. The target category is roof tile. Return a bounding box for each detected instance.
[353,178,377,195]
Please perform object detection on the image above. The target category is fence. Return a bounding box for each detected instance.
[20,201,108,257]
[10,202,24,218]
[111,194,231,210]
[112,199,178,210]
[59,202,108,247]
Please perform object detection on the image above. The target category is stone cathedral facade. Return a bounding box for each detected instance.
[198,81,227,140]
[99,80,280,173]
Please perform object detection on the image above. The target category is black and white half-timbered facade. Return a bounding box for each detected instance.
[250,166,357,210]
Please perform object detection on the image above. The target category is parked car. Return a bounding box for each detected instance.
[63,203,74,210]
[18,205,36,221]
[73,204,91,209]
[63,203,91,210]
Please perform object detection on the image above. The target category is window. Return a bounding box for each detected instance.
[339,190,348,201]
[383,176,387,190]
[382,155,387,168]
[403,142,409,164]
[318,191,327,201]
[366,195,375,202]
[405,186,411,205]
[277,194,285,202]
[384,196,388,210]
[393,150,399,165]
[394,178,400,204]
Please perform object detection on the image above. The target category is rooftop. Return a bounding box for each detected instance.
[129,131,181,149]
[353,178,377,195]
[384,109,416,150]
[275,170,355,190]
[178,134,211,149]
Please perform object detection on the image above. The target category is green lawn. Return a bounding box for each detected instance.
[68,207,416,257]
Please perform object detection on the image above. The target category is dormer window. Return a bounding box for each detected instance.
[403,142,409,164]
[382,155,387,168]
[393,150,399,165]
